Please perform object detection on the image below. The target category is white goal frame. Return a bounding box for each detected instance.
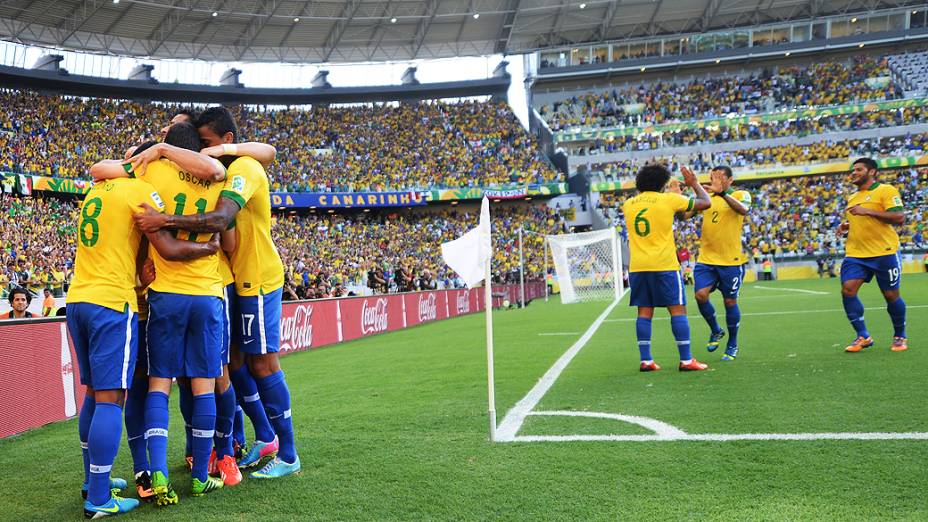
[545,228,625,304]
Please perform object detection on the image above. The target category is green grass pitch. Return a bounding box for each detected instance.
[1,275,926,520]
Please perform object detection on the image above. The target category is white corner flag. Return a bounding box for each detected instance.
[441,196,498,441]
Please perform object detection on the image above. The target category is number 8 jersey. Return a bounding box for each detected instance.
[622,191,694,272]
[67,178,166,312]
[143,159,224,298]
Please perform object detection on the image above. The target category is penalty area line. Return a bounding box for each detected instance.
[512,432,928,443]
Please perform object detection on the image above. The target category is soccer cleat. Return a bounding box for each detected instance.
[679,359,709,371]
[150,471,178,507]
[251,456,301,479]
[844,336,874,353]
[83,493,139,519]
[238,436,278,469]
[134,471,154,502]
[190,475,224,497]
[184,455,193,471]
[216,455,243,486]
[233,440,246,461]
[706,329,725,352]
[890,337,908,352]
[639,361,661,372]
[81,477,128,500]
[721,346,738,361]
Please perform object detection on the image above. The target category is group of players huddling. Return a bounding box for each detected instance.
[623,158,909,372]
[67,107,300,518]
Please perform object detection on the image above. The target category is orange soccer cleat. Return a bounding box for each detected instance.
[844,336,874,353]
[679,359,709,371]
[890,337,908,352]
[216,455,243,486]
[639,361,661,372]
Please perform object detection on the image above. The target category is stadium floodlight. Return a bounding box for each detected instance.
[546,228,625,304]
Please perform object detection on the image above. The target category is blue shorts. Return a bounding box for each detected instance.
[233,287,282,355]
[841,254,903,291]
[694,263,746,299]
[66,303,137,390]
[147,290,223,379]
[629,271,686,307]
[221,284,234,366]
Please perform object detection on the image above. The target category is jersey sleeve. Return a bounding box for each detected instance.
[883,186,903,212]
[668,193,694,213]
[220,159,261,209]
[733,190,752,209]
[129,180,166,214]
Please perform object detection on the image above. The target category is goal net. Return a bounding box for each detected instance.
[546,228,625,304]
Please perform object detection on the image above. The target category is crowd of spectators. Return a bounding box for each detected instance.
[0,90,558,192]
[599,167,928,261]
[539,56,902,131]
[567,105,928,156]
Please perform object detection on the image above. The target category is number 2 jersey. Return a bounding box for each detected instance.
[143,159,224,298]
[697,190,752,266]
[67,178,166,312]
[220,156,284,296]
[622,191,694,272]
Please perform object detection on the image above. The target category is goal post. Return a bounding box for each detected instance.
[546,228,625,304]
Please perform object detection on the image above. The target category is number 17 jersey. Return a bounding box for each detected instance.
[622,191,693,272]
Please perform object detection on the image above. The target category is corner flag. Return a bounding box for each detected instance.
[440,196,497,441]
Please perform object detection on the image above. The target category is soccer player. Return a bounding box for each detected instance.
[623,164,712,372]
[67,141,220,517]
[687,166,751,361]
[838,158,908,353]
[135,106,300,478]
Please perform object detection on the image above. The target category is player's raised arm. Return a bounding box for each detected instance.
[712,168,749,216]
[682,166,712,211]
[201,142,277,169]
[128,142,226,181]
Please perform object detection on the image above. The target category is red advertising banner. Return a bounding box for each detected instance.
[0,283,544,438]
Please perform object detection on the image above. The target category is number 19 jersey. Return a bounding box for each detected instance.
[143,159,224,298]
[622,191,693,272]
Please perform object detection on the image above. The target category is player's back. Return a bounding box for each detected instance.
[221,156,284,296]
[67,178,164,312]
[622,191,692,272]
[144,159,223,297]
[698,190,751,266]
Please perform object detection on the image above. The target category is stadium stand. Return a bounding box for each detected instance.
[0,91,559,191]
[887,50,928,94]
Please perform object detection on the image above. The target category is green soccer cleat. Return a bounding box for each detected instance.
[706,329,725,352]
[150,471,178,507]
[722,346,739,361]
[191,475,224,497]
[81,477,128,500]
[83,493,139,519]
[251,456,301,479]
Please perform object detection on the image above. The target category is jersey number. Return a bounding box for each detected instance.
[172,193,208,241]
[711,211,720,224]
[888,268,900,285]
[242,314,255,337]
[634,209,651,237]
[79,197,103,247]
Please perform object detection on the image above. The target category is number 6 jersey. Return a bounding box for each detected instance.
[622,191,694,273]
[67,177,166,312]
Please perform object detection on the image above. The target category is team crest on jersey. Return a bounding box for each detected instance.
[232,175,245,192]
[150,192,164,208]
[865,196,871,202]
[891,196,902,206]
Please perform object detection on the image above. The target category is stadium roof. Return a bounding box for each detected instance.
[0,0,919,64]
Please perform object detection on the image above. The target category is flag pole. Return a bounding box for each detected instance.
[485,254,497,442]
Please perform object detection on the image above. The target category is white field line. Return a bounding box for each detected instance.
[510,410,928,443]
[603,304,928,323]
[753,285,829,295]
[538,332,580,336]
[495,299,621,442]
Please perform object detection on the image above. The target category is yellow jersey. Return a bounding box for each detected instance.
[698,190,751,266]
[220,157,284,296]
[142,159,224,297]
[219,250,234,286]
[623,191,694,272]
[845,182,903,258]
[67,178,166,313]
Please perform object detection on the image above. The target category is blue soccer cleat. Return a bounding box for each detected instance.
[722,346,739,361]
[81,477,128,500]
[706,330,725,352]
[83,493,139,518]
[237,436,278,469]
[251,456,301,479]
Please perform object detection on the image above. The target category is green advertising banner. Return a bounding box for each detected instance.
[554,97,928,143]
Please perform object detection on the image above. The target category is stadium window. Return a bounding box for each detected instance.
[829,19,851,38]
[592,46,608,64]
[770,26,790,45]
[888,13,905,30]
[912,10,927,29]
[570,47,591,65]
[663,39,681,56]
[811,22,826,39]
[733,30,750,48]
[868,15,889,33]
[611,44,628,62]
[792,24,810,42]
[628,42,646,59]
